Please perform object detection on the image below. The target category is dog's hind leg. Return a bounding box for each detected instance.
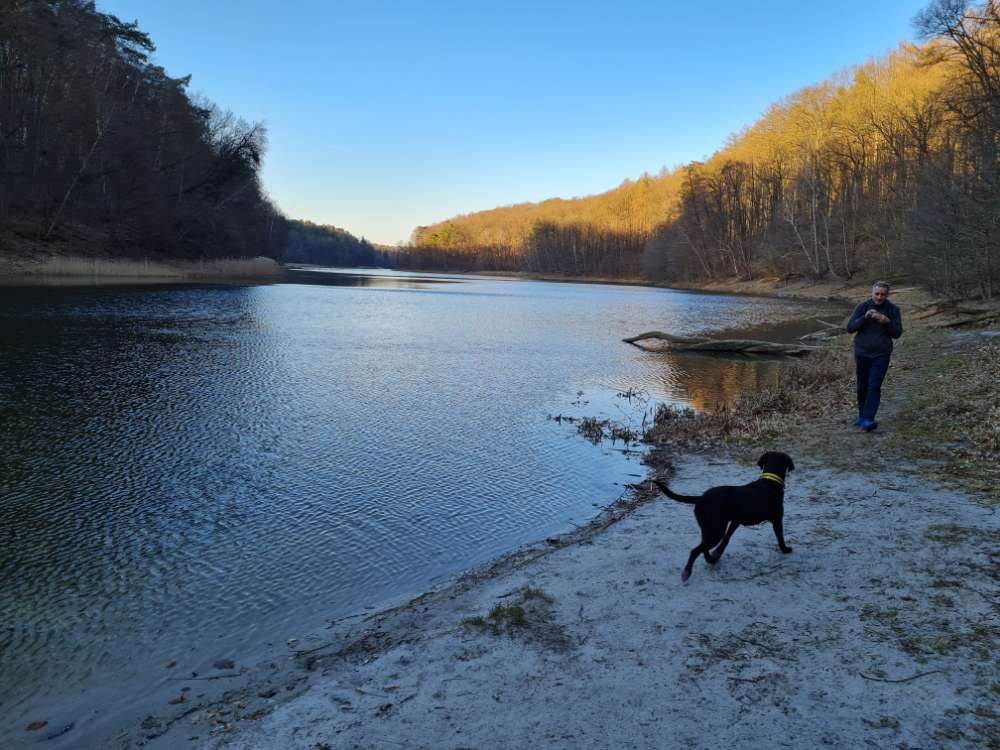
[772,518,793,554]
[682,546,702,581]
[682,540,717,581]
[708,521,740,563]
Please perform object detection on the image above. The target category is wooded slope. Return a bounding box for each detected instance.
[402,1,1000,298]
[0,0,286,260]
[283,220,393,268]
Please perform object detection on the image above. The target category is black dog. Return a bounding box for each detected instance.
[654,452,795,581]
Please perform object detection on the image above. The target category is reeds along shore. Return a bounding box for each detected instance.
[0,255,285,283]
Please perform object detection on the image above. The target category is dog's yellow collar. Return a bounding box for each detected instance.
[760,472,784,486]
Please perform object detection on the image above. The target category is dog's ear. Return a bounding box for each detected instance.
[757,452,771,469]
[786,456,795,472]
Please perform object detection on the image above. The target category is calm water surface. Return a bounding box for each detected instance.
[0,269,841,743]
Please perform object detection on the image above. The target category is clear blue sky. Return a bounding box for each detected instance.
[98,0,930,245]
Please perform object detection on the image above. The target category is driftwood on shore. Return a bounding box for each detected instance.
[623,331,821,355]
[910,301,1000,328]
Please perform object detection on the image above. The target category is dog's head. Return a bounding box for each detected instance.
[757,451,795,476]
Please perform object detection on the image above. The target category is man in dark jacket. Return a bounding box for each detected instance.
[846,281,903,431]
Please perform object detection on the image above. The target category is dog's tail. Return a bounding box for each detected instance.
[653,479,700,504]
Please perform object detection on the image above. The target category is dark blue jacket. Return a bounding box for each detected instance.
[847,299,903,356]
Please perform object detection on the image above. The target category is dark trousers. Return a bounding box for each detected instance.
[855,353,891,421]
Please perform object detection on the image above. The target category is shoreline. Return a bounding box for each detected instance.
[0,254,285,286]
[391,266,939,306]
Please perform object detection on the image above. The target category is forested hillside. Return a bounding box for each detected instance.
[0,0,286,259]
[283,220,391,267]
[403,0,1000,298]
[401,172,683,277]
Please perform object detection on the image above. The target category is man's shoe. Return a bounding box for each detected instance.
[860,419,878,431]
[852,417,864,426]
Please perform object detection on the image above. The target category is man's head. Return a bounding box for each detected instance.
[871,281,890,304]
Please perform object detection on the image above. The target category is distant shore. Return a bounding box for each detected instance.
[0,253,285,285]
[1,250,926,303]
[400,267,935,306]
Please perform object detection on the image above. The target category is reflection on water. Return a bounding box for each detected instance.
[659,352,781,412]
[286,266,462,288]
[0,271,844,746]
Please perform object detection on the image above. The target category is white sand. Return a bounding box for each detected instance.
[122,452,998,750]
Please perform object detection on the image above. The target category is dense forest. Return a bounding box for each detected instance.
[0,0,286,259]
[283,220,392,267]
[404,0,1000,298]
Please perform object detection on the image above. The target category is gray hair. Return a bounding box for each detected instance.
[873,280,890,292]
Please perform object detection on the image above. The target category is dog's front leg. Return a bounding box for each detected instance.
[772,518,793,554]
[708,521,739,563]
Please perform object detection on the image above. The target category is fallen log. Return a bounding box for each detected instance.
[937,312,999,328]
[799,329,841,344]
[622,331,820,355]
[912,301,997,319]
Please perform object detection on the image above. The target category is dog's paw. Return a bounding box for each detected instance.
[706,553,719,565]
[681,568,691,582]
[781,546,793,554]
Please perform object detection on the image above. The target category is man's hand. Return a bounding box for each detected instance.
[865,310,889,324]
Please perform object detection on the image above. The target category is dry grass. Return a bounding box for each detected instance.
[0,254,284,281]
[895,340,1000,503]
[576,417,639,444]
[898,342,1000,454]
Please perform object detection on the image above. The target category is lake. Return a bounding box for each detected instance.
[0,269,842,744]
